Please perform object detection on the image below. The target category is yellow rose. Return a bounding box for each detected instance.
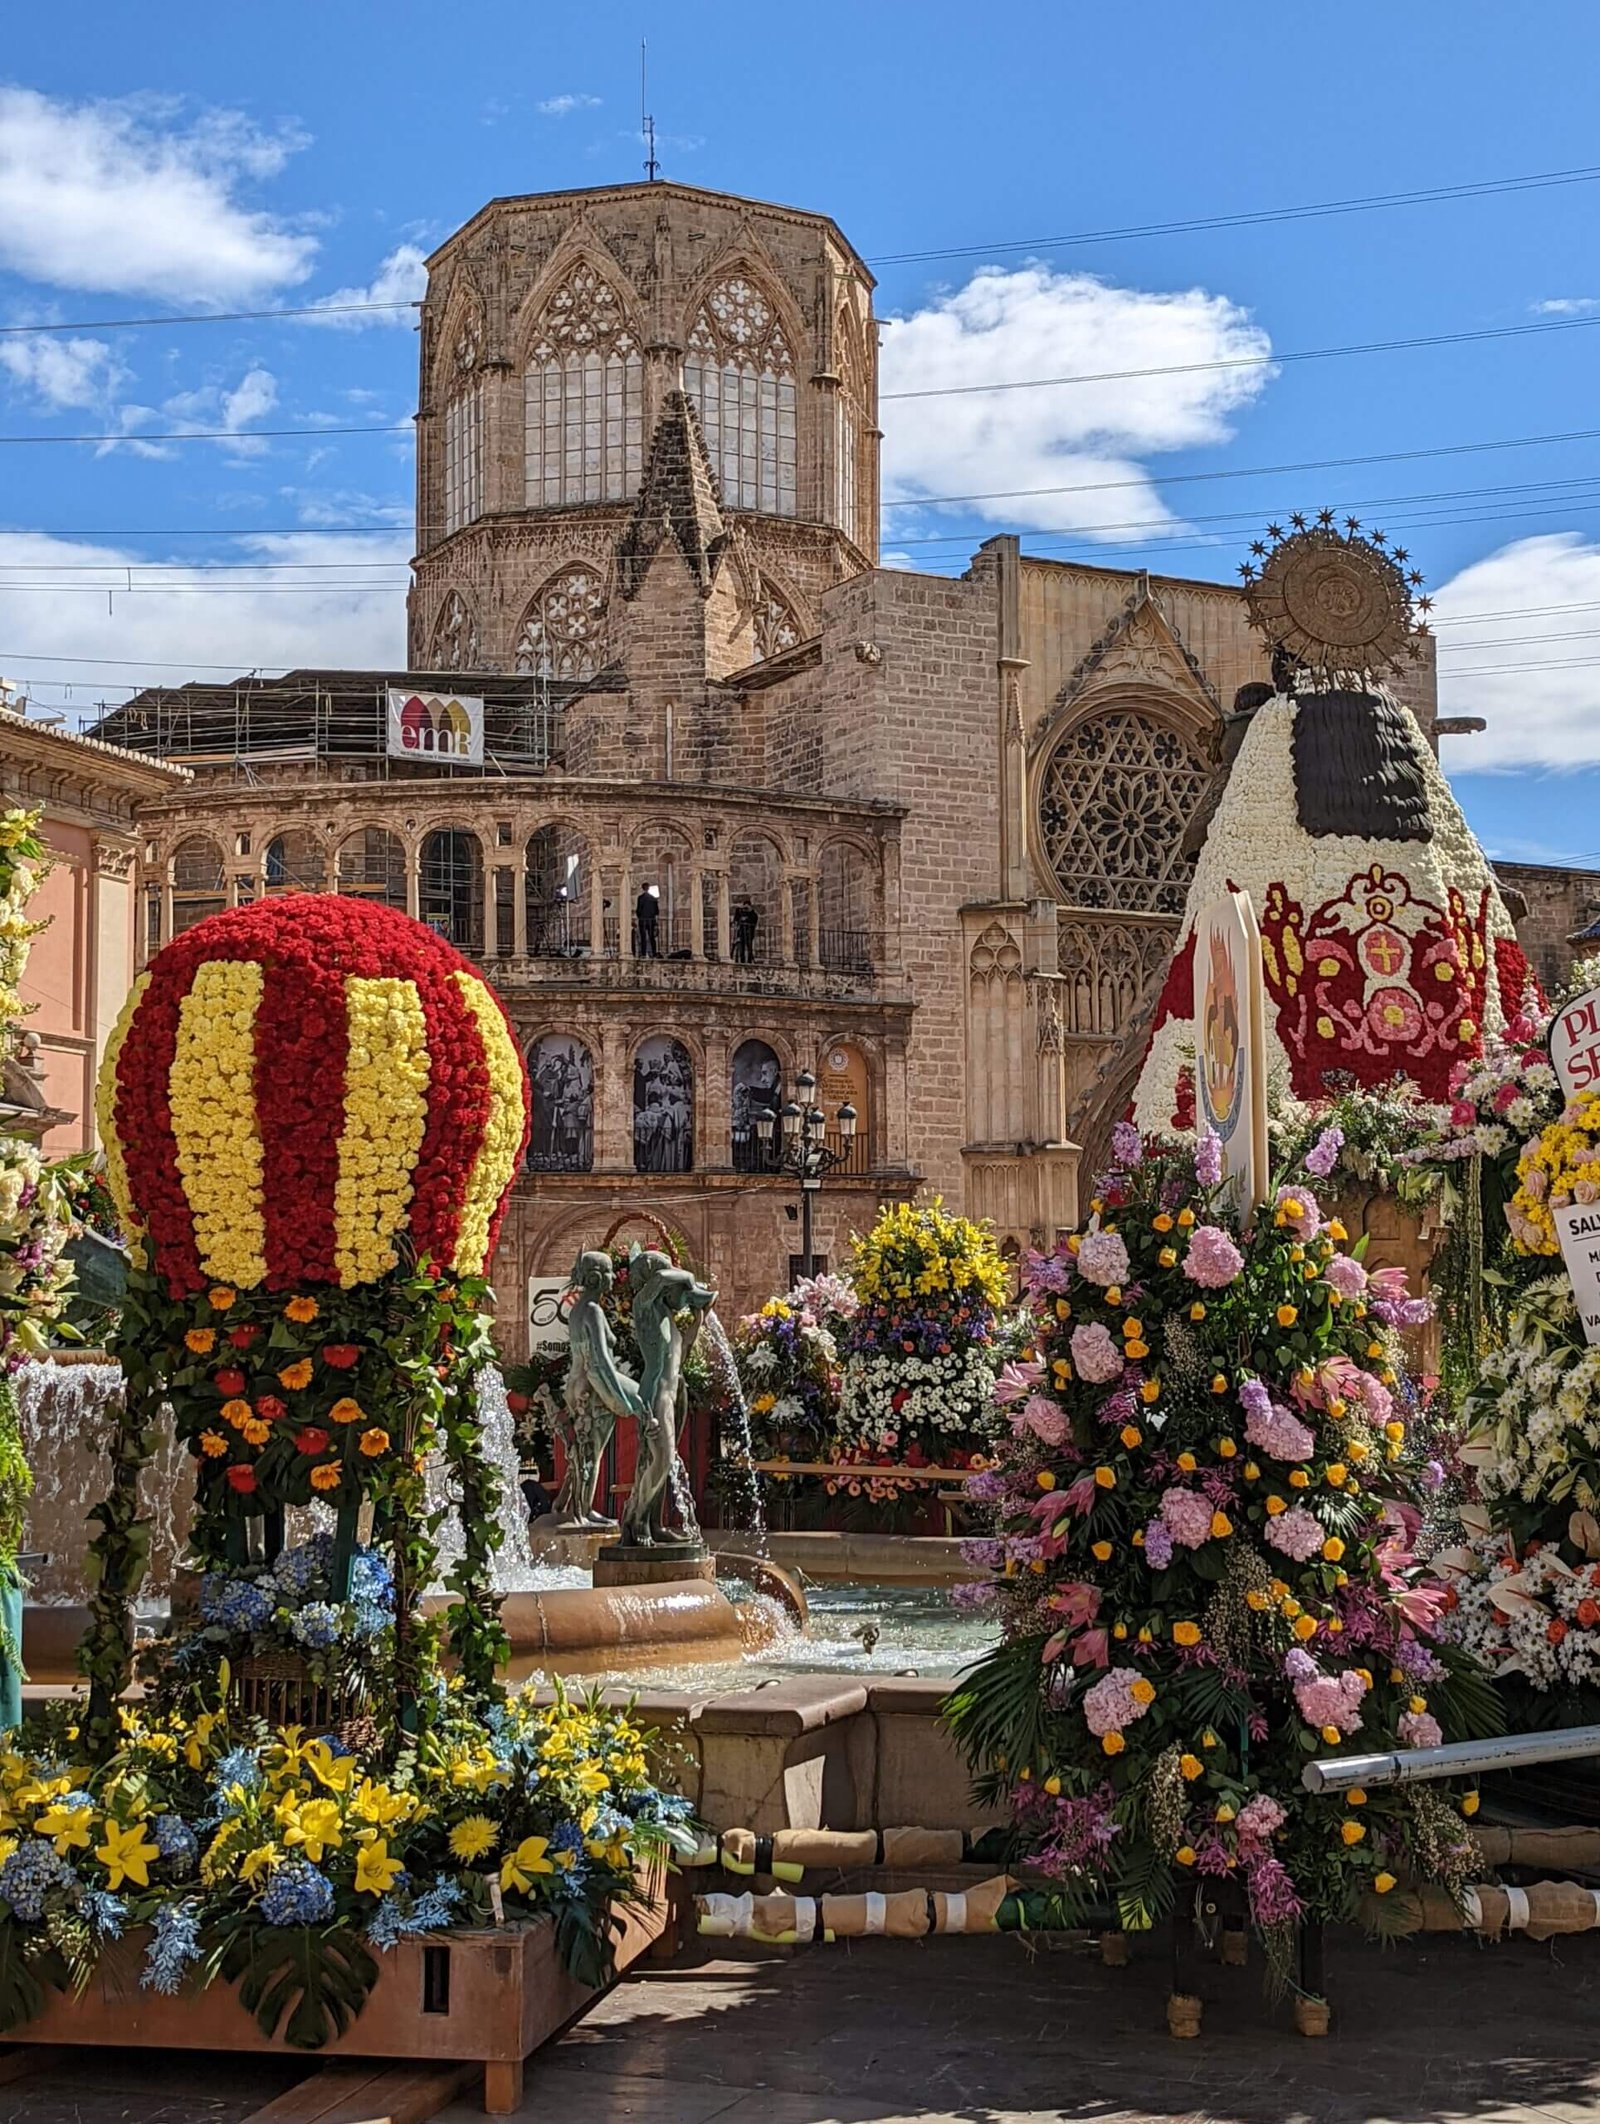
[1172,1621,1202,1647]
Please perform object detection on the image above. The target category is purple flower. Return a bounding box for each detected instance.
[1244,1395,1315,1463]
[1160,1487,1215,1550]
[1183,1224,1244,1289]
[1111,1121,1144,1170]
[1070,1322,1123,1384]
[1283,1647,1318,1683]
[1076,1230,1130,1289]
[1142,1520,1174,1569]
[1421,1459,1445,1493]
[1246,1853,1304,1926]
[1305,1125,1345,1179]
[1194,1130,1223,1187]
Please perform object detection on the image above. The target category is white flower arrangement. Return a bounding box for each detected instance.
[837,1344,1004,1456]
[1449,1544,1600,1693]
[1463,1275,1600,1513]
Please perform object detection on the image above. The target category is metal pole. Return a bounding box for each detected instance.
[800,1178,815,1282]
[1303,1721,1600,1794]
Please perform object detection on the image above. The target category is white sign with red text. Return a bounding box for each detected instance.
[1550,986,1600,1100]
[1555,1203,1600,1347]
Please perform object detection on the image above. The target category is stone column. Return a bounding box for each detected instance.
[689,867,706,958]
[404,841,421,921]
[780,876,797,965]
[701,1029,731,1170]
[597,1024,631,1171]
[806,874,822,970]
[510,863,528,958]
[715,872,732,963]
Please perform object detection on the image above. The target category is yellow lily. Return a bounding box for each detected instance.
[37,1802,92,1856]
[283,1799,345,1862]
[354,1839,403,1896]
[500,1836,555,1893]
[96,1817,160,1890]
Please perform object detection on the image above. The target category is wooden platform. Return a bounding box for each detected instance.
[8,1880,673,2115]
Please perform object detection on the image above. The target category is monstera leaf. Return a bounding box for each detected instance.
[220,1921,379,2050]
[0,1916,68,2034]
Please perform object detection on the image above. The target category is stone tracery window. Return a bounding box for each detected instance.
[684,277,797,516]
[514,565,608,679]
[524,263,644,507]
[442,315,485,536]
[754,575,802,660]
[1039,709,1210,916]
[429,590,480,672]
[834,308,870,551]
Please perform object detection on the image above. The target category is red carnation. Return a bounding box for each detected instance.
[227,1325,260,1349]
[321,1344,360,1370]
[891,1388,910,1412]
[295,1427,331,1457]
[256,1394,288,1422]
[224,1464,257,1494]
[506,1391,530,1416]
[213,1368,247,1396]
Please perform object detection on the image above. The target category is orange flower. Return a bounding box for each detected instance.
[1549,1618,1570,1645]
[185,1328,216,1355]
[310,1462,342,1493]
[358,1427,390,1458]
[198,1431,228,1458]
[208,1286,237,1311]
[1578,1599,1600,1628]
[242,1419,272,1446]
[285,1296,319,1324]
[1172,1621,1202,1647]
[278,1359,314,1391]
[220,1398,253,1429]
[329,1397,365,1427]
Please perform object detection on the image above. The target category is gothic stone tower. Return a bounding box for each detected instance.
[408,180,878,682]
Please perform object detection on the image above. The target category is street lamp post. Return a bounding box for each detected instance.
[753,1067,857,1281]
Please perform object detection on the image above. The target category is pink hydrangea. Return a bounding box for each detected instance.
[1182,1225,1244,1289]
[1235,1794,1286,1845]
[1274,1184,1322,1239]
[1243,1397,1315,1463]
[1398,1710,1443,1751]
[1081,1666,1150,1737]
[1323,1253,1368,1300]
[1070,1322,1123,1384]
[1017,1394,1070,1446]
[1265,1506,1326,1561]
[1294,1668,1367,1736]
[1160,1486,1215,1550]
[1076,1229,1130,1288]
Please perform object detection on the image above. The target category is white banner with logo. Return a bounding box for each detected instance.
[386,687,484,765]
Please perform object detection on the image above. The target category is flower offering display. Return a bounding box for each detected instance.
[80,896,531,1752]
[948,1127,1493,1963]
[837,1199,1012,1464]
[0,1685,693,2046]
[737,1273,853,1464]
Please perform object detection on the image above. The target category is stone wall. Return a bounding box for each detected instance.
[1497,860,1600,998]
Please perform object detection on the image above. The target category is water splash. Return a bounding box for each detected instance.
[426,1364,545,1593]
[700,1309,767,1554]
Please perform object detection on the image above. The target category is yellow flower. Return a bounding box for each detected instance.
[95,1817,159,1890]
[328,1397,365,1426]
[1266,1495,1288,1516]
[304,1741,357,1793]
[1322,1537,1345,1562]
[1210,1374,1228,1394]
[1214,1803,1235,1824]
[199,1431,228,1458]
[1036,1470,1056,1492]
[352,1779,415,1828]
[501,1835,556,1891]
[1210,1512,1233,1539]
[1129,1677,1156,1707]
[1176,1451,1197,1474]
[1101,1732,1125,1757]
[278,1359,314,1391]
[1289,1469,1310,1489]
[1245,1589,1269,1612]
[1091,1540,1113,1562]
[354,1839,404,1896]
[310,1462,342,1492]
[1043,1775,1061,1797]
[1341,1820,1367,1847]
[1325,1463,1347,1488]
[359,1427,390,1458]
[1328,1219,1348,1242]
[1322,1724,1343,1745]
[449,1815,499,1862]
[1172,1621,1202,1647]
[240,1843,279,1883]
[1179,1754,1203,1781]
[242,1418,272,1446]
[1461,1792,1480,1818]
[1189,1302,1207,1321]
[1218,1437,1237,1458]
[37,1802,92,1855]
[1276,1305,1298,1328]
[1119,1425,1142,1449]
[1373,1872,1396,1894]
[1094,1466,1116,1489]
[1175,1844,1196,1865]
[1293,1614,1317,1642]
[285,1295,319,1323]
[284,1799,344,1862]
[1152,1215,1174,1234]
[1244,1461,1261,1481]
[1177,1208,1195,1228]
[1125,1339,1150,1360]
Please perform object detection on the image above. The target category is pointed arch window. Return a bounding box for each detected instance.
[429,591,479,673]
[684,277,797,516]
[443,315,484,535]
[515,565,609,679]
[524,264,644,507]
[834,309,870,550]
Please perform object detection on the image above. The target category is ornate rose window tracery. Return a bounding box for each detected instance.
[1038,709,1211,917]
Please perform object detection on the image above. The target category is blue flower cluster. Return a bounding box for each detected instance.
[153,1814,198,1875]
[83,1890,127,1941]
[288,1602,342,1651]
[260,1859,335,1927]
[365,1874,463,1951]
[141,1897,203,1994]
[0,1839,70,1921]
[198,1576,274,1633]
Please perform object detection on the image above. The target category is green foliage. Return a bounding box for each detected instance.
[0,1915,66,2035]
[943,1632,1056,1800]
[219,1917,380,2049]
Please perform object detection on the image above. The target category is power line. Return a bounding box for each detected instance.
[0,422,410,446]
[867,162,1600,267]
[0,301,416,338]
[877,312,1600,402]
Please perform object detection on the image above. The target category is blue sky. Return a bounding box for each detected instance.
[2,0,1599,860]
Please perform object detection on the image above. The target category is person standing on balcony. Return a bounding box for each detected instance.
[635,882,660,957]
[732,897,759,964]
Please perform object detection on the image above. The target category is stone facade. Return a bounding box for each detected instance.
[87,176,1573,1356]
[1496,860,1600,997]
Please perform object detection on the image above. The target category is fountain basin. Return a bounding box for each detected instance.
[422,1578,762,1678]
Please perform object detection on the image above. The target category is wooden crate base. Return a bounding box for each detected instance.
[8,1884,669,2115]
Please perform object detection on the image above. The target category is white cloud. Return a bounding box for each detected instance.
[0,86,315,303]
[0,528,408,709]
[879,264,1274,537]
[0,333,126,409]
[1434,533,1600,770]
[304,243,427,327]
[1532,297,1600,316]
[539,93,601,116]
[110,363,280,458]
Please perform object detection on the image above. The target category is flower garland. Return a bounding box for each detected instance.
[948,1128,1488,1956]
[0,811,46,1054]
[333,978,430,1288]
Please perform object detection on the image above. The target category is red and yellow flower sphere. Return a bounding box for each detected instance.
[96,894,530,1296]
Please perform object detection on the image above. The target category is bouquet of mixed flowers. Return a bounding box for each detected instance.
[0,810,46,1054]
[948,1125,1495,1968]
[1269,1077,1452,1211]
[737,1271,854,1463]
[0,1681,694,2044]
[175,1537,396,1692]
[838,1200,1012,1463]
